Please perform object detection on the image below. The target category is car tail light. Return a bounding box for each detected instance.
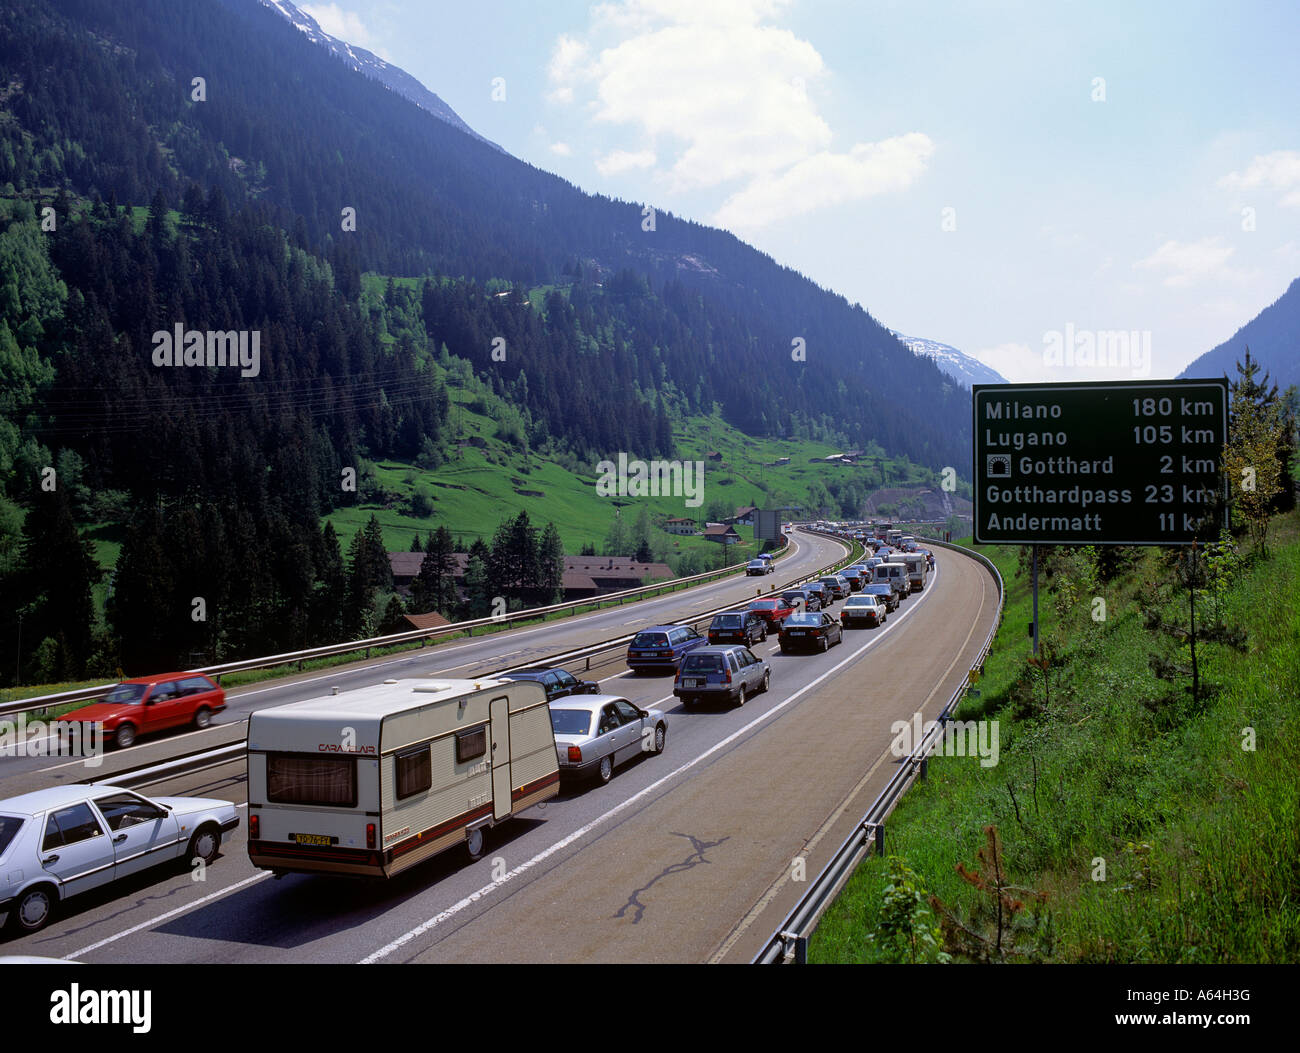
[366,823,376,849]
[249,814,259,839]
[568,745,582,763]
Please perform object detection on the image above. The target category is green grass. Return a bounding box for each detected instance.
[810,512,1300,963]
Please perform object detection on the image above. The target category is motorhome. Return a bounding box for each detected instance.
[246,677,559,878]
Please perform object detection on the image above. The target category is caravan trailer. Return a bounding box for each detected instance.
[246,677,559,878]
[895,552,929,592]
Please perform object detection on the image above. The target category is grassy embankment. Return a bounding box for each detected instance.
[812,511,1300,963]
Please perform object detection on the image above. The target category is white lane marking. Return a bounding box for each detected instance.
[68,873,272,960]
[358,570,933,964]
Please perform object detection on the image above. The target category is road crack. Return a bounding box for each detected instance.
[614,831,730,925]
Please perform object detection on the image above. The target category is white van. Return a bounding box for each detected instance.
[247,677,559,878]
[873,561,908,598]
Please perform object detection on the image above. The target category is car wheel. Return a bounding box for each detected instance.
[8,884,56,934]
[761,669,771,693]
[735,685,747,708]
[114,723,137,749]
[597,755,613,784]
[652,723,667,754]
[819,635,829,653]
[193,706,212,730]
[466,825,486,861]
[186,824,221,867]
[779,644,789,654]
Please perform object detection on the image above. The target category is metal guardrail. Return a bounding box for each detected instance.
[5,534,799,718]
[753,536,1005,964]
[77,528,860,791]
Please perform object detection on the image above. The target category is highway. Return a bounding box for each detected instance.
[0,531,1001,963]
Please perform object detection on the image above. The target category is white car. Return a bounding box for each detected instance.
[0,785,240,935]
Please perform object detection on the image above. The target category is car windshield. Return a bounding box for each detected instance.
[631,632,668,648]
[713,615,742,627]
[785,613,821,627]
[549,709,593,736]
[0,815,24,856]
[104,683,147,704]
[681,654,724,673]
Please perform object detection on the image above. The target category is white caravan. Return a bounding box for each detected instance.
[247,677,559,878]
[873,561,909,598]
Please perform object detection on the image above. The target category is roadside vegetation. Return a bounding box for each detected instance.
[812,360,1299,963]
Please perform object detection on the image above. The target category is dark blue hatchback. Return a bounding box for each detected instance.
[626,624,707,672]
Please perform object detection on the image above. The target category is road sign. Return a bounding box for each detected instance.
[973,379,1228,545]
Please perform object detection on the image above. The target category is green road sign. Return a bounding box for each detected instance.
[972,379,1228,545]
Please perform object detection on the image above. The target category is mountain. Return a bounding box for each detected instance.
[0,0,973,471]
[889,332,1009,388]
[258,0,501,151]
[1178,277,1300,391]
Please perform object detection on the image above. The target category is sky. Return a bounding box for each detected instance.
[295,0,1300,383]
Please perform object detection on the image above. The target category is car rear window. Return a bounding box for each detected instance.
[713,614,743,627]
[681,654,724,673]
[785,613,820,627]
[550,709,594,736]
[0,816,24,856]
[631,632,669,648]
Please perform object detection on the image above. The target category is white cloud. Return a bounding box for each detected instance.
[713,134,934,230]
[549,142,574,157]
[595,148,657,175]
[300,4,390,59]
[971,343,1053,384]
[547,34,591,103]
[1134,237,1238,288]
[1218,150,1300,207]
[547,1,930,227]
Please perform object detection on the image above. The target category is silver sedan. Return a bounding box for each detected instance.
[549,695,668,785]
[0,785,240,935]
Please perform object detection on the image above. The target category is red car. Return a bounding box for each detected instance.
[746,597,796,629]
[56,673,226,749]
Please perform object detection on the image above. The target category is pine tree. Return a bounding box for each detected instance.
[1224,349,1286,556]
[538,521,565,603]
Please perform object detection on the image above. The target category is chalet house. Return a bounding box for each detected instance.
[728,505,757,526]
[702,524,741,545]
[663,516,697,536]
[389,552,674,605]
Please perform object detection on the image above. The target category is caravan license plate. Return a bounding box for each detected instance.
[291,832,335,846]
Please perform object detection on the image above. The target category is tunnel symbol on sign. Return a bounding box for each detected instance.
[987,454,1011,478]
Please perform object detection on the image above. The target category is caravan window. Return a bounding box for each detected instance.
[267,754,357,808]
[396,745,432,800]
[455,726,488,764]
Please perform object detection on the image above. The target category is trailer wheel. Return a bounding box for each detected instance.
[466,826,486,861]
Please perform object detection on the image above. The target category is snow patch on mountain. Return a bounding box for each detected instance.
[890,331,1009,388]
[259,0,502,152]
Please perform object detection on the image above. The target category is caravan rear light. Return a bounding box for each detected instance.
[249,814,259,839]
[567,745,582,763]
[366,823,376,849]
